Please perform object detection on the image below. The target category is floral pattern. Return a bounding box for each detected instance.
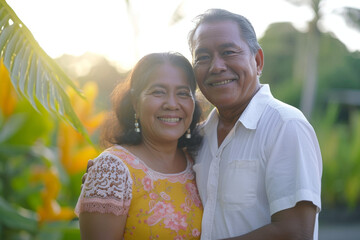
[77,145,203,240]
[142,175,154,192]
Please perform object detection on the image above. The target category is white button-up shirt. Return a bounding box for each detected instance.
[194,84,322,240]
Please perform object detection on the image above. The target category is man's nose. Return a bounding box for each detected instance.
[209,55,226,74]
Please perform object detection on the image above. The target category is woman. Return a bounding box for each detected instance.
[75,52,203,239]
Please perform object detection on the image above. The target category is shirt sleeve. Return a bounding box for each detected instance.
[75,152,133,216]
[265,119,322,215]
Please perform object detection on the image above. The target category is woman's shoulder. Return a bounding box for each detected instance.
[88,147,130,176]
[100,144,151,173]
[94,145,136,164]
[75,145,133,216]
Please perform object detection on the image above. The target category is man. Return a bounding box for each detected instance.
[83,8,322,240]
[188,9,322,240]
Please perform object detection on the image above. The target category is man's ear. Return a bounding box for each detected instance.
[255,48,264,74]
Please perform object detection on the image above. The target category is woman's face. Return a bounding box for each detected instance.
[135,63,195,144]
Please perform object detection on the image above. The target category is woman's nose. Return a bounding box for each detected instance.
[164,94,179,110]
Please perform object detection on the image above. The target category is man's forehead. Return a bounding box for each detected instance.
[193,21,240,40]
[195,20,237,33]
[192,21,243,50]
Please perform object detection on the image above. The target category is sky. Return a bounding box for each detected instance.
[6,0,360,71]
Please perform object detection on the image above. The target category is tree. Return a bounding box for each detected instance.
[286,0,360,119]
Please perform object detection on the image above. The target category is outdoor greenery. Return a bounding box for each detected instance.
[1,0,360,239]
[261,21,360,211]
[0,57,105,239]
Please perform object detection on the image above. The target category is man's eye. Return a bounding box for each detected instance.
[223,50,235,56]
[195,55,210,62]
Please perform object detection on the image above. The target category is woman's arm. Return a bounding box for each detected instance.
[77,152,132,240]
[79,212,127,240]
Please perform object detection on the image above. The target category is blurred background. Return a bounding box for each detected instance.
[1,0,360,239]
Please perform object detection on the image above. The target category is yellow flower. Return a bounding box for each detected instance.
[0,58,18,117]
[58,81,105,175]
[31,166,75,223]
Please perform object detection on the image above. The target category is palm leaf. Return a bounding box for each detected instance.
[0,0,88,137]
[169,1,185,26]
[339,7,360,31]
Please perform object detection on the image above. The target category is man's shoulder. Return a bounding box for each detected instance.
[265,97,307,122]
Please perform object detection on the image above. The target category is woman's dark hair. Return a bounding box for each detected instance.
[101,52,202,155]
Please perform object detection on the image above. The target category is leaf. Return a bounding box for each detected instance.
[0,0,89,138]
[19,43,31,95]
[0,196,38,232]
[37,221,80,240]
[3,26,19,70]
[27,52,39,111]
[9,33,25,85]
[0,15,13,51]
[339,7,360,31]
[0,10,9,31]
[169,1,185,26]
[0,143,32,156]
[0,113,26,143]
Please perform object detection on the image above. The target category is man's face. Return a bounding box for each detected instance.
[191,20,263,112]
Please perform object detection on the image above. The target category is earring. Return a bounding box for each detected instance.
[134,113,140,133]
[185,128,191,139]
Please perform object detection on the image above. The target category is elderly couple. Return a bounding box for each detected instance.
[75,8,322,240]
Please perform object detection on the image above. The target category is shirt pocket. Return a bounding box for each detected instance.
[220,159,258,209]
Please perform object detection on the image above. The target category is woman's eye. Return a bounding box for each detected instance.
[151,90,166,96]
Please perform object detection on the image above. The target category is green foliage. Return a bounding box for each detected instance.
[0,98,81,239]
[261,22,360,108]
[339,7,360,30]
[260,22,303,87]
[313,105,360,208]
[260,20,360,210]
[0,196,37,232]
[36,221,80,240]
[0,1,359,238]
[0,0,87,137]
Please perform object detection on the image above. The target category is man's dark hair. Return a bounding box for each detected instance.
[188,8,261,56]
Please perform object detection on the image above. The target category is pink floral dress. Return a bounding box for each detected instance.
[75,145,203,240]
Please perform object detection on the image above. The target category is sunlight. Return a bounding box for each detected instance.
[6,0,360,71]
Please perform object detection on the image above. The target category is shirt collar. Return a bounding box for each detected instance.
[199,84,273,131]
[238,84,272,129]
[198,107,219,134]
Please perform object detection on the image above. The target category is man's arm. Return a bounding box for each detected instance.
[223,201,317,240]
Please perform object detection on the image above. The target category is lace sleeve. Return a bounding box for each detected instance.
[75,152,133,216]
